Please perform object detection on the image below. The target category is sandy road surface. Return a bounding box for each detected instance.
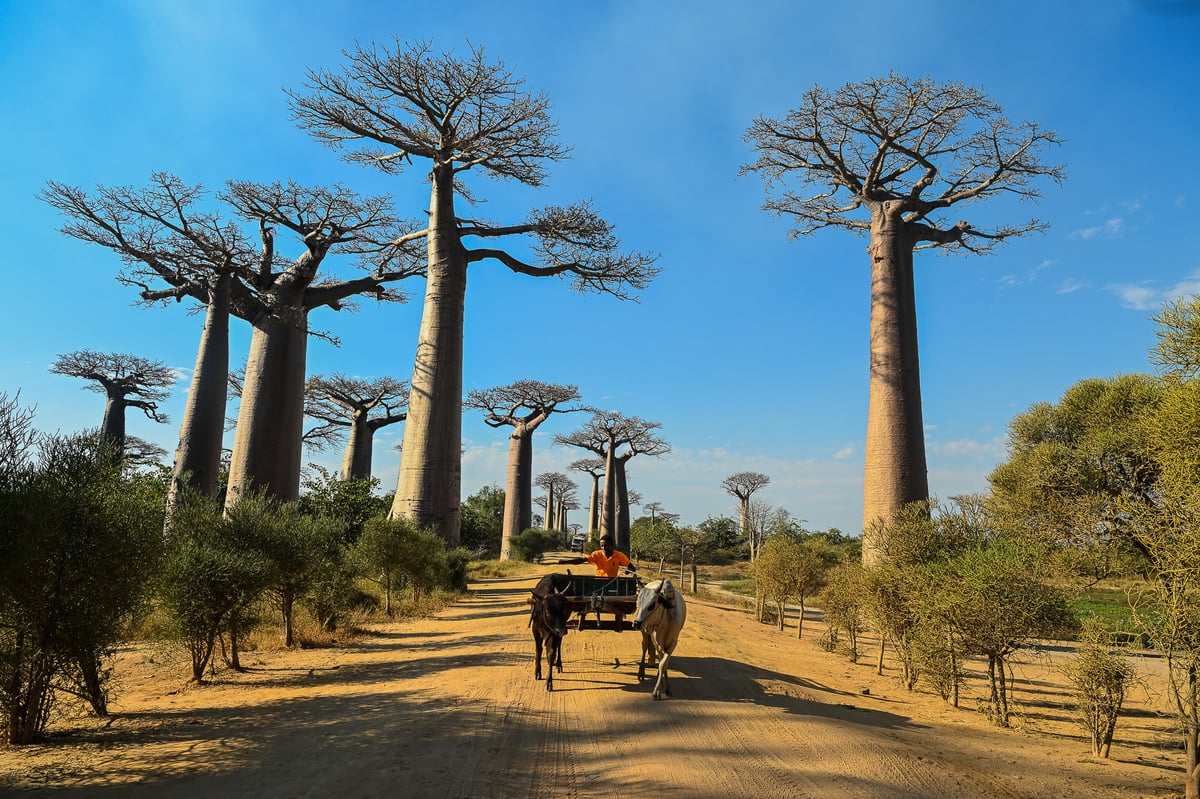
[0,565,1182,798]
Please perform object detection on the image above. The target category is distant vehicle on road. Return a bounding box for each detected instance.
[570,533,586,552]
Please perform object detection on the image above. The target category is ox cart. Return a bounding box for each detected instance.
[551,573,641,632]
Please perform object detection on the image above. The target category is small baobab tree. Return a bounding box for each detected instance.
[289,39,659,546]
[721,472,771,559]
[465,380,583,559]
[304,374,409,481]
[49,350,174,461]
[556,412,669,554]
[744,73,1064,564]
[535,472,575,533]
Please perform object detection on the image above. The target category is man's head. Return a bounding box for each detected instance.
[599,534,614,553]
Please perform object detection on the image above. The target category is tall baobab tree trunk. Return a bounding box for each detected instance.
[392,169,464,546]
[167,274,231,518]
[738,499,752,558]
[587,472,600,534]
[500,430,532,560]
[862,211,928,566]
[340,415,374,481]
[544,482,556,532]
[226,311,308,507]
[100,394,127,461]
[600,447,617,545]
[613,457,631,554]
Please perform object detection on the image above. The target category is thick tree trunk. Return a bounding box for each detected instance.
[499,430,531,560]
[862,210,928,565]
[392,168,465,547]
[75,653,108,716]
[1187,724,1200,799]
[545,483,556,532]
[600,447,617,543]
[340,414,373,481]
[281,588,295,648]
[100,394,126,462]
[739,498,750,557]
[226,310,308,507]
[167,275,231,520]
[614,457,631,554]
[587,473,600,534]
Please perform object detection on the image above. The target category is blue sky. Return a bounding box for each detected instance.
[2,0,1197,535]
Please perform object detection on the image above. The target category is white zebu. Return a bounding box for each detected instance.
[632,579,686,700]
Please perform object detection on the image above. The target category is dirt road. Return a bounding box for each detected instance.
[1,566,1181,798]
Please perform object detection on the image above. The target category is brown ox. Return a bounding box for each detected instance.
[633,578,687,700]
[529,573,573,691]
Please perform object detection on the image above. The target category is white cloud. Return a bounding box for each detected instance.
[1070,217,1127,240]
[929,436,1006,459]
[998,259,1058,289]
[1057,278,1090,294]
[1106,272,1200,310]
[833,445,854,460]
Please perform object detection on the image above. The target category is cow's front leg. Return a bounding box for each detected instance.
[533,631,544,681]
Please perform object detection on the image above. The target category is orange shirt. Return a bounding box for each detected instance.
[585,548,630,577]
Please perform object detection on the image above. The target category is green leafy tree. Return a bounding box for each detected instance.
[228,495,343,648]
[750,535,827,636]
[1063,622,1134,759]
[508,528,561,564]
[630,515,678,572]
[819,563,868,662]
[299,466,390,544]
[1123,492,1200,797]
[1151,295,1200,380]
[697,516,743,563]
[1,429,162,742]
[460,484,506,557]
[158,491,270,681]
[353,517,410,615]
[929,542,1076,727]
[988,374,1162,582]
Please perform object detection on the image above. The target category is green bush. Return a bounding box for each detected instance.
[158,492,270,682]
[509,528,560,563]
[0,430,162,743]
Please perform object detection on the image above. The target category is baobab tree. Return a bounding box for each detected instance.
[41,174,266,511]
[534,472,575,532]
[570,457,605,536]
[744,73,1063,565]
[49,350,174,461]
[304,374,409,481]
[289,39,659,546]
[220,181,423,509]
[465,380,583,559]
[722,472,771,559]
[556,412,669,554]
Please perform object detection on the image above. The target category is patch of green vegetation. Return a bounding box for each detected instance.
[468,559,540,579]
[1070,587,1144,634]
[720,578,755,597]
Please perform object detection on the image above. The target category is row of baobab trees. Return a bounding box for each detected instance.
[42,37,1065,563]
[42,39,660,551]
[47,340,769,569]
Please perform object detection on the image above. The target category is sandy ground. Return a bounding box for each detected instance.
[0,560,1187,798]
